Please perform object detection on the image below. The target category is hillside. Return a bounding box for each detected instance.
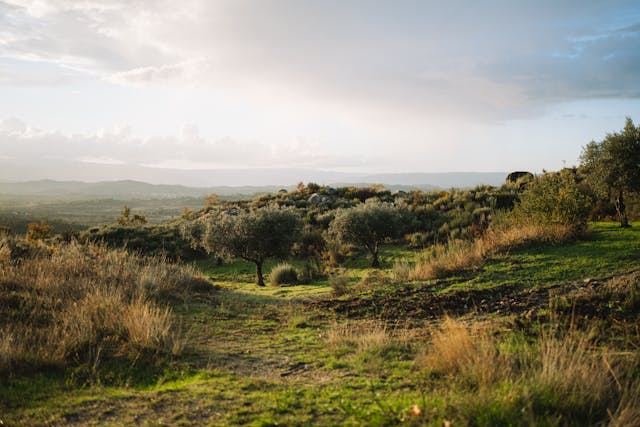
[2,222,639,426]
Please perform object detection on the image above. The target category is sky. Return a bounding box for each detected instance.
[1,0,640,184]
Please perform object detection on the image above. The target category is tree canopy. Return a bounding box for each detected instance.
[580,117,640,227]
[328,200,402,267]
[203,207,301,286]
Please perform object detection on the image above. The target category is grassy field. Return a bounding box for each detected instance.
[0,196,205,233]
[1,222,639,426]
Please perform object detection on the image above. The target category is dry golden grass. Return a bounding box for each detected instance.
[412,222,575,280]
[327,320,422,354]
[327,320,389,351]
[416,316,638,422]
[536,330,612,403]
[415,317,508,387]
[0,240,207,376]
[608,383,640,427]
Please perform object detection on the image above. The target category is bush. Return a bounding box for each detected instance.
[269,263,299,286]
[86,223,205,260]
[329,272,351,297]
[26,221,53,241]
[407,232,430,248]
[512,170,592,233]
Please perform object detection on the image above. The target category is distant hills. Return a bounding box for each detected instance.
[0,160,507,191]
[0,180,278,200]
[0,171,508,200]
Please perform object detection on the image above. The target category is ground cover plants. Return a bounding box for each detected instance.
[2,151,640,424]
[0,239,211,384]
[2,219,639,426]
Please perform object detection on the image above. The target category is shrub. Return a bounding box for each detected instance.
[407,232,429,248]
[26,221,52,241]
[512,170,592,233]
[329,272,351,297]
[86,223,205,260]
[269,263,299,286]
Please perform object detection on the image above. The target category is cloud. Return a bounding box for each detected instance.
[0,117,365,171]
[1,0,638,124]
[107,58,210,86]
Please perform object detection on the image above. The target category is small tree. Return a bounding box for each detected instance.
[116,206,146,226]
[580,117,640,227]
[203,207,301,286]
[328,201,401,267]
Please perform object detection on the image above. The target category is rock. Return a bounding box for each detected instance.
[505,171,534,187]
[308,193,332,205]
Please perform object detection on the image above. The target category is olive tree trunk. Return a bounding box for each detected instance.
[255,260,265,286]
[615,190,630,228]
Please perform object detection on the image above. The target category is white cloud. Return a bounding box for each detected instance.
[0,117,364,171]
[1,0,638,123]
[107,58,210,86]
[77,156,126,165]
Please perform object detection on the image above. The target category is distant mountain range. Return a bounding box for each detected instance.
[0,171,508,200]
[0,160,507,192]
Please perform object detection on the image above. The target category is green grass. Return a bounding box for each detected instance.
[466,222,640,290]
[2,222,639,426]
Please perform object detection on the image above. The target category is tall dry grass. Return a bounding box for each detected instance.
[327,320,423,352]
[412,222,575,280]
[327,320,391,352]
[0,241,208,376]
[416,317,639,424]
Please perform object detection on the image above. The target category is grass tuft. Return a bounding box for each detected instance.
[0,240,205,378]
[269,263,299,286]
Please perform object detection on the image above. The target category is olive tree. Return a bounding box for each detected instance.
[328,201,402,267]
[203,207,301,286]
[580,117,640,227]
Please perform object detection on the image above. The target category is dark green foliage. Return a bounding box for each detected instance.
[505,171,534,187]
[85,223,205,260]
[511,170,592,232]
[293,229,326,276]
[492,191,520,210]
[328,201,402,267]
[407,231,430,248]
[202,207,302,286]
[580,117,640,227]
